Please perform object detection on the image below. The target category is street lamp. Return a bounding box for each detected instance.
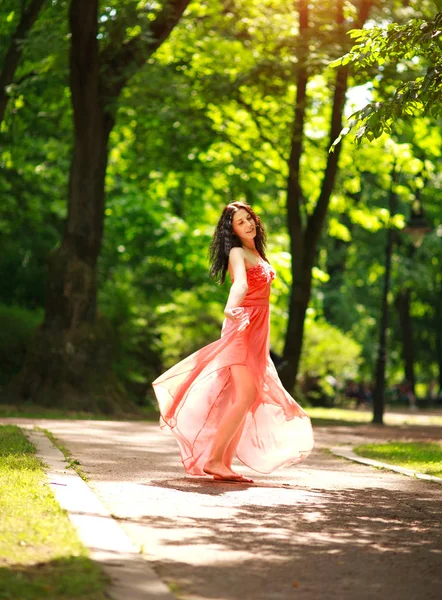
[372,179,431,425]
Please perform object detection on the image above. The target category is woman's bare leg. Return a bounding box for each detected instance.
[223,417,246,474]
[203,365,256,481]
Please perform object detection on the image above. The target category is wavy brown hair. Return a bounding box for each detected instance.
[209,202,268,283]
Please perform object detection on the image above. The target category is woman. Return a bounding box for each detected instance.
[152,202,314,482]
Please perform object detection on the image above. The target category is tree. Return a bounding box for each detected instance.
[331,6,442,145]
[0,0,47,123]
[279,0,374,391]
[10,0,190,411]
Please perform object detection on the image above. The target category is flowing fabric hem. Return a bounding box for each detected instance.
[152,303,314,475]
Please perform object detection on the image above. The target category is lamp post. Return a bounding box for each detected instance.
[372,166,397,425]
[372,177,431,425]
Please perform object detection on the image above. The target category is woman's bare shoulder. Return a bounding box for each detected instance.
[229,247,245,261]
[228,247,246,281]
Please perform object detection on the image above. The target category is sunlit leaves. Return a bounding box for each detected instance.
[331,11,442,144]
[328,216,352,241]
[1,0,440,399]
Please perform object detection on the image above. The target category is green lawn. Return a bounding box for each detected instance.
[308,406,442,427]
[354,441,442,478]
[1,402,442,428]
[0,425,108,599]
[0,402,159,421]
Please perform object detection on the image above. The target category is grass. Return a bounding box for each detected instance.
[1,402,441,428]
[37,428,89,482]
[307,406,442,427]
[354,441,442,478]
[0,402,160,422]
[0,425,108,599]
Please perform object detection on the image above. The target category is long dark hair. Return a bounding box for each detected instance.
[209,202,268,283]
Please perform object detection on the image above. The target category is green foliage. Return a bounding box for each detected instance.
[0,304,42,386]
[98,273,164,405]
[0,0,70,308]
[154,283,225,368]
[354,441,442,477]
[299,319,362,399]
[331,11,442,145]
[0,0,440,409]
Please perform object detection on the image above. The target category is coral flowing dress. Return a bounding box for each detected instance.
[152,260,314,475]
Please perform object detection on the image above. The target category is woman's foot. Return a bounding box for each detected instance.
[204,460,253,483]
[224,465,254,483]
[203,460,242,480]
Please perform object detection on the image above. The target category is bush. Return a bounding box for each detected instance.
[155,284,224,369]
[0,304,43,385]
[99,276,163,406]
[298,319,362,406]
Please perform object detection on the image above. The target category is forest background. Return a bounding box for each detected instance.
[0,0,441,418]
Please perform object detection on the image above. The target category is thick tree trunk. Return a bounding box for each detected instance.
[6,0,191,411]
[8,0,126,412]
[44,0,112,331]
[0,0,46,123]
[395,288,415,394]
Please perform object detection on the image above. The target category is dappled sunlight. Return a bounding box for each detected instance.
[4,419,440,599]
[135,483,441,600]
[89,474,441,577]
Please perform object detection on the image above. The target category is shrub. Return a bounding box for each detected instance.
[298,319,362,406]
[0,304,42,385]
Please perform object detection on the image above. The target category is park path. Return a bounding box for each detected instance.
[3,417,442,600]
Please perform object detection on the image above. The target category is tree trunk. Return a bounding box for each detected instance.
[323,236,348,323]
[395,288,415,394]
[6,0,191,412]
[280,258,314,391]
[45,0,112,331]
[279,0,309,390]
[436,277,442,393]
[0,0,46,123]
[323,188,362,323]
[281,49,349,391]
[280,0,373,393]
[8,0,125,412]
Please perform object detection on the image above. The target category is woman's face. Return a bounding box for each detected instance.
[231,208,256,243]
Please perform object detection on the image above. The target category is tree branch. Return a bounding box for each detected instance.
[0,0,47,123]
[285,0,309,255]
[218,131,284,177]
[306,0,374,258]
[234,96,287,162]
[100,0,191,103]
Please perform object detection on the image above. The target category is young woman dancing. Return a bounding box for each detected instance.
[152,202,314,482]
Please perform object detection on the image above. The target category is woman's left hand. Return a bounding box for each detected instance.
[224,307,250,332]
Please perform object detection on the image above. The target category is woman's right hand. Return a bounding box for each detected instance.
[224,307,250,332]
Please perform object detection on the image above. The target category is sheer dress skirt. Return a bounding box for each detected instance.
[152,261,314,475]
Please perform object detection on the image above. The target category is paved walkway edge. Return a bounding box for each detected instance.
[23,426,176,600]
[330,445,442,484]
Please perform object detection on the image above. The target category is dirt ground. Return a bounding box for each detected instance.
[2,417,441,600]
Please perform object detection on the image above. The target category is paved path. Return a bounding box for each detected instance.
[3,418,442,600]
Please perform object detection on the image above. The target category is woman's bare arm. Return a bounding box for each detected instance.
[224,247,248,316]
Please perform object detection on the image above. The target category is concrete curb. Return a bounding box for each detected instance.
[330,445,442,484]
[24,427,176,600]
